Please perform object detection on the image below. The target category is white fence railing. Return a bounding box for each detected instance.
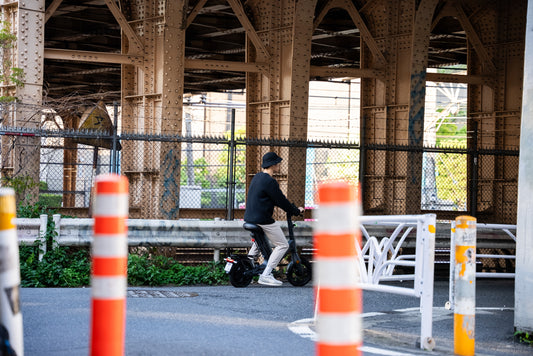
[473,223,516,279]
[447,222,516,310]
[357,214,437,350]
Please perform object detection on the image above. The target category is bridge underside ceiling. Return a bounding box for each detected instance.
[43,0,468,104]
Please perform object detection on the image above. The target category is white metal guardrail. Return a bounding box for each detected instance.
[16,216,314,262]
[474,223,516,279]
[448,222,516,311]
[16,217,46,245]
[357,214,437,350]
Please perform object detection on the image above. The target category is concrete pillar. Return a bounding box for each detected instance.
[515,0,533,334]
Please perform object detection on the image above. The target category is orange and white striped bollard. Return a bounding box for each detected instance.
[90,174,129,356]
[453,215,476,356]
[313,181,361,355]
[0,188,23,355]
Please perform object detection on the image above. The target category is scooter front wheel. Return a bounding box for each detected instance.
[287,257,312,286]
[229,259,253,288]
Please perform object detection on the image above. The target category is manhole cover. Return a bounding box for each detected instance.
[127,290,198,298]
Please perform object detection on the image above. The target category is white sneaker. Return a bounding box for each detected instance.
[258,273,282,286]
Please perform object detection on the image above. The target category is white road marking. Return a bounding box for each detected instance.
[359,346,415,356]
[288,307,514,355]
[287,319,415,355]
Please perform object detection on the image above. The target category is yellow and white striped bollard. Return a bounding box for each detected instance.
[0,188,23,355]
[453,215,476,356]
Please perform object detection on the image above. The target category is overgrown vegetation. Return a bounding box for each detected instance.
[11,175,229,287]
[127,254,228,286]
[20,244,229,287]
[0,20,24,102]
[514,331,533,346]
[1,176,58,217]
[20,245,91,287]
[17,215,229,287]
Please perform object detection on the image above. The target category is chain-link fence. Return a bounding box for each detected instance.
[0,126,519,222]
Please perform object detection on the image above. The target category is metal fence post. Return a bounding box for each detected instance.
[469,121,478,217]
[417,214,436,350]
[226,108,236,220]
[447,220,456,310]
[454,215,476,356]
[111,101,119,174]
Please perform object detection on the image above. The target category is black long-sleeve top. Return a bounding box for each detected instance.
[243,172,300,224]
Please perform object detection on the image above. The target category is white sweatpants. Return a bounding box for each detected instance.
[248,221,289,276]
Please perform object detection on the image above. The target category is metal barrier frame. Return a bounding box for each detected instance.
[357,214,436,350]
[448,222,516,310]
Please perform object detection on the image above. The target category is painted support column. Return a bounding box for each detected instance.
[453,216,476,356]
[515,0,533,334]
[159,1,185,219]
[405,0,439,214]
[285,0,317,209]
[313,182,361,355]
[245,0,317,211]
[0,188,23,355]
[14,1,45,203]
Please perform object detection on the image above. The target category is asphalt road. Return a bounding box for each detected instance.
[21,279,531,356]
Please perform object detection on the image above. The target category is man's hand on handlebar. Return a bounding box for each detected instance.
[298,207,305,215]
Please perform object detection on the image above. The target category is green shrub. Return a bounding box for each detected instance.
[20,245,91,287]
[127,253,228,286]
[38,193,62,208]
[515,331,533,346]
[19,245,229,287]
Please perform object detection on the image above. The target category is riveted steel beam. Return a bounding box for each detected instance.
[186,0,208,28]
[310,66,384,79]
[313,0,387,68]
[185,59,268,74]
[453,1,496,74]
[425,72,493,86]
[44,48,143,65]
[285,0,318,208]
[405,0,439,214]
[227,0,270,59]
[44,0,63,23]
[13,1,45,204]
[465,0,526,224]
[159,0,186,219]
[104,0,144,55]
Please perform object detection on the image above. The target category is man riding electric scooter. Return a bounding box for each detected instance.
[243,152,304,286]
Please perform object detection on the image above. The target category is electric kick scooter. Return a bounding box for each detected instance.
[224,212,312,287]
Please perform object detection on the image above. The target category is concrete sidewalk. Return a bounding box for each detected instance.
[361,279,530,355]
[289,279,531,355]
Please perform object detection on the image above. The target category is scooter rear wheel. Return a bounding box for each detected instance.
[228,259,253,288]
[287,257,312,286]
